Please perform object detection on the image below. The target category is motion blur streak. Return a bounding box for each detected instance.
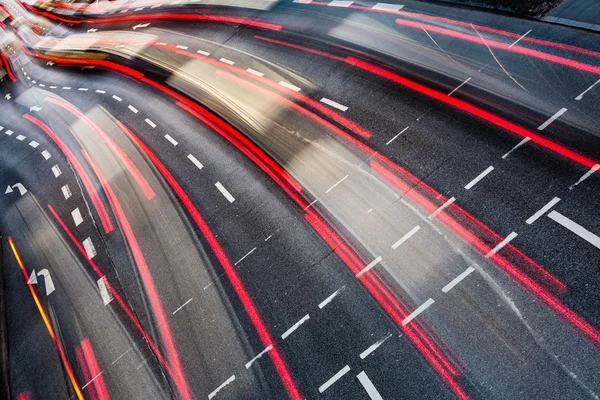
[0,51,16,82]
[7,238,84,400]
[115,120,303,400]
[75,338,110,400]
[44,96,156,200]
[21,114,115,234]
[80,149,192,400]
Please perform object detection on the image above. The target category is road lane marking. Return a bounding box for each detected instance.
[175,45,188,49]
[219,58,235,65]
[360,332,392,359]
[172,298,193,314]
[42,150,52,160]
[508,29,532,48]
[303,199,318,211]
[78,88,89,91]
[570,164,599,189]
[111,348,131,365]
[373,3,404,11]
[246,68,264,77]
[128,105,138,113]
[61,184,72,199]
[278,81,301,91]
[245,345,273,369]
[50,86,57,89]
[97,276,113,305]
[318,287,344,309]
[234,247,256,265]
[187,154,204,170]
[145,118,156,128]
[402,298,434,325]
[71,208,83,226]
[95,89,106,94]
[265,234,273,241]
[29,141,39,148]
[112,95,122,101]
[575,79,600,100]
[62,87,71,90]
[356,256,382,277]
[319,365,350,393]
[164,134,178,146]
[4,130,13,136]
[357,371,383,400]
[391,226,420,249]
[428,197,455,219]
[502,136,530,159]
[83,238,97,259]
[538,107,567,131]
[197,50,211,56]
[326,174,348,193]
[16,135,26,141]
[293,0,313,3]
[208,375,235,399]
[548,211,600,249]
[442,267,476,292]
[485,232,517,258]
[526,197,560,224]
[52,164,62,177]
[81,371,103,390]
[329,0,353,6]
[281,314,310,339]
[464,166,494,190]
[320,97,348,111]
[447,77,471,96]
[215,182,235,203]
[386,126,409,145]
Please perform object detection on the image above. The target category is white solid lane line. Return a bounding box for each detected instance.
[172,298,193,314]
[447,77,471,96]
[234,247,256,266]
[279,81,301,92]
[428,197,456,219]
[245,345,273,369]
[329,0,353,6]
[145,118,156,128]
[246,68,264,77]
[356,256,383,277]
[402,298,434,325]
[320,97,348,111]
[318,287,344,309]
[281,314,310,339]
[508,29,532,48]
[526,197,560,224]
[485,232,517,258]
[357,371,384,400]
[208,375,235,399]
[220,58,235,65]
[575,79,600,100]
[187,154,204,170]
[548,211,600,250]
[319,365,350,393]
[360,332,392,359]
[326,174,348,193]
[538,107,567,131]
[78,87,89,91]
[71,208,83,226]
[502,136,530,159]
[215,182,235,203]
[570,164,599,189]
[386,126,409,145]
[164,134,178,146]
[391,226,420,249]
[442,266,476,293]
[465,166,494,190]
[373,3,404,11]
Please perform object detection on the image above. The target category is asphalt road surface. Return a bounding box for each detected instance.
[0,0,599,399]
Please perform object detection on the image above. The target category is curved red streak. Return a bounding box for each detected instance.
[22,114,114,234]
[0,51,17,82]
[44,96,156,200]
[115,120,303,400]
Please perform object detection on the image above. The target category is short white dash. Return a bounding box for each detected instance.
[215,182,235,203]
[83,237,97,260]
[112,95,122,101]
[246,68,264,77]
[208,375,235,399]
[320,97,348,111]
[16,135,26,141]
[360,333,392,359]
[356,256,382,277]
[326,174,348,193]
[575,79,600,100]
[357,371,384,400]
[78,88,89,91]
[50,86,57,89]
[95,89,106,94]
[29,141,39,148]
[293,0,313,3]
[548,211,600,250]
[386,126,409,145]
[372,3,404,11]
[62,86,71,90]
[4,130,13,136]
[128,105,138,113]
[187,154,204,170]
[245,345,273,369]
[448,77,471,96]
[538,108,567,131]
[570,164,599,189]
[303,199,318,211]
[278,81,301,92]
[318,287,343,309]
[264,234,273,241]
[172,298,193,314]
[442,266,476,292]
[319,365,350,393]
[111,348,131,365]
[402,298,434,325]
[145,118,156,128]
[508,29,531,48]
[39,84,45,87]
[164,134,178,146]
[51,164,62,177]
[97,276,113,305]
[175,45,188,50]
[219,58,235,65]
[61,184,72,199]
[234,247,256,266]
[151,3,161,8]
[526,197,560,224]
[71,208,83,226]
[428,197,455,219]
[281,314,310,339]
[502,136,530,159]
[391,226,420,249]
[196,50,211,56]
[328,0,353,7]
[464,166,494,190]
[81,372,103,390]
[486,232,517,258]
[41,150,52,160]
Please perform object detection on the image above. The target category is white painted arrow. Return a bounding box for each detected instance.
[4,185,13,194]
[87,28,98,33]
[12,183,27,196]
[4,93,11,100]
[30,105,42,112]
[132,23,149,30]
[28,269,38,284]
[46,60,55,66]
[37,269,55,296]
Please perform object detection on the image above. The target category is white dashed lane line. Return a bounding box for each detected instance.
[41,150,52,160]
[219,58,235,65]
[356,256,382,277]
[402,298,434,325]
[208,375,235,400]
[485,232,518,258]
[319,365,350,393]
[526,197,561,224]
[71,207,83,226]
[360,333,392,359]
[464,166,494,190]
[164,134,178,146]
[357,371,384,400]
[128,105,138,113]
[386,126,409,145]
[51,164,62,177]
[112,95,122,101]
[61,184,72,199]
[278,81,301,92]
[281,314,310,340]
[187,154,204,170]
[548,211,600,250]
[234,247,256,266]
[447,77,471,96]
[502,136,530,159]
[372,2,404,11]
[172,298,193,314]
[508,29,532,48]
[570,164,599,189]
[328,0,353,7]
[391,225,420,249]
[538,107,567,131]
[245,345,273,369]
[215,182,235,203]
[145,118,156,128]
[318,287,344,309]
[320,97,348,112]
[196,49,211,56]
[575,79,600,100]
[246,68,264,77]
[428,197,455,220]
[325,174,348,193]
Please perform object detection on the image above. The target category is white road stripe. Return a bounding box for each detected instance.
[326,174,348,193]
[281,314,310,339]
[538,107,567,131]
[448,77,471,96]
[78,87,89,91]
[502,136,530,159]
[293,0,312,3]
[328,0,353,7]
[278,81,301,91]
[112,95,122,101]
[442,266,476,292]
[357,371,384,400]
[360,332,392,359]
[575,79,600,100]
[111,348,131,365]
[128,105,138,113]
[319,365,350,393]
[176,45,188,50]
[391,226,420,249]
[145,118,156,128]
[526,197,560,224]
[245,345,273,369]
[187,154,204,170]
[464,166,494,190]
[208,375,235,399]
[63,86,71,90]
[50,86,57,89]
[52,164,62,177]
[39,84,45,87]
[570,164,599,189]
[356,256,382,277]
[61,184,72,199]
[97,276,113,305]
[83,237,97,260]
[234,247,256,265]
[320,97,348,111]
[548,211,600,249]
[428,197,455,219]
[197,49,211,56]
[402,298,434,325]
[95,89,106,93]
[219,58,235,65]
[508,29,532,48]
[16,135,26,141]
[172,298,193,314]
[246,68,264,77]
[29,141,39,148]
[485,232,517,258]
[373,3,404,11]
[215,182,235,203]
[41,150,52,160]
[386,126,409,145]
[81,371,103,389]
[71,208,83,226]
[4,130,13,136]
[318,287,344,309]
[164,134,178,146]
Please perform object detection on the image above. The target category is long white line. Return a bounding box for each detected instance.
[208,375,235,399]
[281,314,310,339]
[328,0,353,7]
[526,197,560,224]
[508,29,532,48]
[386,126,409,145]
[402,298,434,325]
[326,174,348,193]
[320,97,348,111]
[464,166,494,190]
[356,256,382,277]
[575,79,600,100]
[360,332,392,359]
[428,197,456,219]
[485,232,517,258]
[373,3,404,11]
[548,211,600,249]
[448,77,471,96]
[357,371,384,400]
[391,226,420,249]
[215,182,235,203]
[538,107,567,131]
[319,365,350,393]
[441,266,476,292]
[318,287,343,309]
